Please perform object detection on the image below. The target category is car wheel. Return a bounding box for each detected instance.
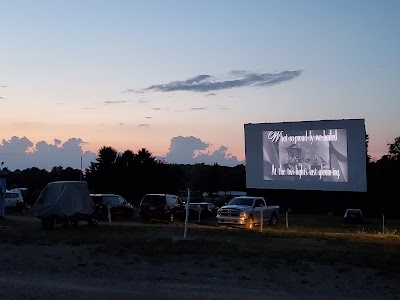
[42,219,55,230]
[63,219,76,229]
[168,213,174,223]
[88,216,98,226]
[246,216,254,230]
[269,214,277,226]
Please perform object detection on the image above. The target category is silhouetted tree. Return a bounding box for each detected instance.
[385,136,400,161]
[85,146,120,193]
[365,134,371,164]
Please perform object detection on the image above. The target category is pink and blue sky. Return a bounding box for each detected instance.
[1,0,399,171]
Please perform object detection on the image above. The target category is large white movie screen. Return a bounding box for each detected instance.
[245,119,367,192]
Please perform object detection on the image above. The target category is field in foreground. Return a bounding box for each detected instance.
[0,213,400,300]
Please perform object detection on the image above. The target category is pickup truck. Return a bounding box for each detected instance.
[216,196,279,229]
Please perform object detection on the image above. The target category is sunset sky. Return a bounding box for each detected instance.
[1,0,399,171]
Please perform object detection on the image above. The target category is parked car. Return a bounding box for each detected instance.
[344,208,364,224]
[139,194,185,223]
[217,196,280,229]
[90,194,134,220]
[5,190,25,211]
[185,202,219,219]
[34,181,98,229]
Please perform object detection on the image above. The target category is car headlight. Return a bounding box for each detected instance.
[217,209,221,216]
[239,211,248,218]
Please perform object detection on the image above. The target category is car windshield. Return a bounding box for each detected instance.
[227,198,254,206]
[346,209,362,215]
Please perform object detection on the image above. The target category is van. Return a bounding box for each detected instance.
[139,194,184,223]
[5,190,25,211]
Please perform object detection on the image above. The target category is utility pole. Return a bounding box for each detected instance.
[80,156,83,181]
[0,162,6,218]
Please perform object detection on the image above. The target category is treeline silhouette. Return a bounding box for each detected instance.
[2,137,400,217]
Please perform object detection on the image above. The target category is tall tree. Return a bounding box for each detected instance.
[386,136,400,161]
[365,134,371,164]
[134,148,157,166]
[85,146,119,193]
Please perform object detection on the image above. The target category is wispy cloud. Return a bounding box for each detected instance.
[138,98,150,103]
[0,97,5,99]
[190,107,207,111]
[0,85,7,88]
[81,107,96,110]
[145,116,152,119]
[152,107,169,111]
[124,70,302,93]
[104,100,130,104]
[138,124,150,127]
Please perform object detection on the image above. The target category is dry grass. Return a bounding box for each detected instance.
[2,213,400,276]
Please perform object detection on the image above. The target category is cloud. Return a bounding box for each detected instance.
[0,97,5,99]
[0,136,96,171]
[190,107,207,111]
[81,107,96,110]
[104,100,130,104]
[145,116,152,119]
[0,135,244,170]
[162,136,244,167]
[125,70,302,93]
[138,124,150,127]
[138,98,150,103]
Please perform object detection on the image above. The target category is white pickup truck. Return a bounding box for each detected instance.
[216,196,279,229]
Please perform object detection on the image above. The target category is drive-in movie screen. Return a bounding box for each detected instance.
[245,119,367,192]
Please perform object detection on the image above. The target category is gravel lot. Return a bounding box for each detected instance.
[1,214,400,300]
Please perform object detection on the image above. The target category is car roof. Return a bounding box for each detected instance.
[144,194,178,197]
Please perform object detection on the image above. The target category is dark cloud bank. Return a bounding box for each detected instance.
[124,70,302,94]
[0,136,244,171]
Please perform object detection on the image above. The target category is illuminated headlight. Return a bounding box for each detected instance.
[239,211,248,218]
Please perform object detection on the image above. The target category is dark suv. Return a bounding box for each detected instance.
[139,194,184,223]
[91,194,134,220]
[344,208,364,224]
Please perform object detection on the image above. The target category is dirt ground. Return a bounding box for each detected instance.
[1,213,400,300]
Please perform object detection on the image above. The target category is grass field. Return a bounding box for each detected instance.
[2,212,400,275]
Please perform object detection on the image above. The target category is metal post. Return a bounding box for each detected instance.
[260,208,263,233]
[0,178,6,218]
[286,211,289,228]
[107,204,112,227]
[382,213,385,233]
[184,188,190,239]
[197,204,201,223]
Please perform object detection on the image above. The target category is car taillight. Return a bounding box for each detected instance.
[164,203,168,212]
